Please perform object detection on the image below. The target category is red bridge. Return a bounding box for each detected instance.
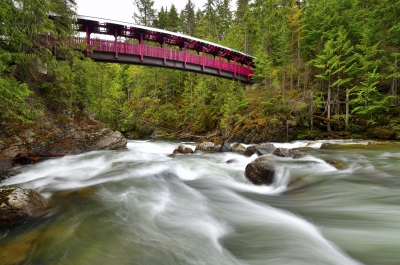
[74,16,255,83]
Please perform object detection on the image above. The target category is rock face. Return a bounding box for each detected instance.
[195,142,215,151]
[244,143,276,157]
[273,147,302,158]
[0,187,48,227]
[245,162,276,185]
[219,142,233,152]
[0,113,127,171]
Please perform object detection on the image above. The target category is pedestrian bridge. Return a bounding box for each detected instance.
[74,16,255,83]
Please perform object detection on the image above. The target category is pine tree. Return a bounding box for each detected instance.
[133,0,156,26]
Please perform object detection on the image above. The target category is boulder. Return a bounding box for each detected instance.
[320,143,335,149]
[258,143,277,154]
[93,129,127,150]
[0,169,21,182]
[245,162,276,185]
[0,187,48,227]
[244,143,276,157]
[244,145,259,156]
[324,159,345,170]
[195,142,215,151]
[213,144,221,151]
[219,142,233,152]
[176,144,194,154]
[273,147,302,158]
[232,143,246,153]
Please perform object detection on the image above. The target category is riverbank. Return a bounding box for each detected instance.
[0,111,127,173]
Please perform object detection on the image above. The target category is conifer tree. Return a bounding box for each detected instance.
[133,0,156,26]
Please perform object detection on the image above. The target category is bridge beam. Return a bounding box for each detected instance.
[87,51,254,84]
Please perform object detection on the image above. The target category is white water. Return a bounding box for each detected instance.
[1,140,400,265]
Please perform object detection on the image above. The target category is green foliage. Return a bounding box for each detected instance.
[349,69,394,125]
[133,0,156,26]
[346,123,360,133]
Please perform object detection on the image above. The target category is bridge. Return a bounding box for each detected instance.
[73,16,255,83]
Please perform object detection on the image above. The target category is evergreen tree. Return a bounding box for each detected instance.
[167,5,180,32]
[133,0,156,26]
[181,0,196,36]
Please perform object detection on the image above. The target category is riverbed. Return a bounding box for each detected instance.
[1,140,399,265]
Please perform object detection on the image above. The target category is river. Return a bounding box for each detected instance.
[1,140,399,265]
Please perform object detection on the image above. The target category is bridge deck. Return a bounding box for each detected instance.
[75,38,253,82]
[74,16,255,83]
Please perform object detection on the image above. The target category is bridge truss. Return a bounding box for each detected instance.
[74,16,255,83]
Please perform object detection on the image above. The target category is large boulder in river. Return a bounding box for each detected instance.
[244,143,276,157]
[0,187,48,227]
[232,143,247,153]
[173,144,194,154]
[273,147,302,158]
[245,162,276,185]
[195,142,214,151]
[219,142,233,152]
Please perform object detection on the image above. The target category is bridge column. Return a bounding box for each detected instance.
[234,57,237,77]
[140,33,144,62]
[163,37,166,65]
[115,29,118,59]
[184,42,187,68]
[218,54,222,74]
[86,25,90,56]
[247,63,251,80]
[202,46,205,71]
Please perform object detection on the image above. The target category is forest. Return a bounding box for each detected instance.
[1,0,400,141]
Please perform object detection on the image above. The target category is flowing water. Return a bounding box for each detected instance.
[1,140,400,265]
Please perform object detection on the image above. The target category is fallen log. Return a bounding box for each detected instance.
[312,115,346,125]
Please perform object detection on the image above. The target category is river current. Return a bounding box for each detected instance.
[1,140,399,265]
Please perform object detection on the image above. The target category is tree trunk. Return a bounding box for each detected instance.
[327,83,331,132]
[346,88,349,127]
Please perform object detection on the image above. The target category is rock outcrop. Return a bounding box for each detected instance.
[0,113,127,171]
[0,187,48,227]
[245,162,276,185]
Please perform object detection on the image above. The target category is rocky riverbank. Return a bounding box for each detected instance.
[0,111,127,173]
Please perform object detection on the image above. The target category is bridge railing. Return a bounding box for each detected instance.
[74,37,254,78]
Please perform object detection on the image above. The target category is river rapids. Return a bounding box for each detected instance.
[1,140,399,265]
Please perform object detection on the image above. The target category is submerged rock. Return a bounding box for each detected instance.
[324,159,345,170]
[0,187,48,227]
[245,162,276,185]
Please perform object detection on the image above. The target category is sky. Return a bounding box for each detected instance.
[76,0,207,24]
